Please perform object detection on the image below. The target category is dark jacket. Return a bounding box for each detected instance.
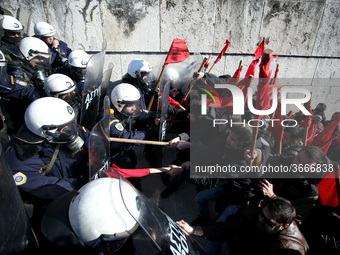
[5,125,89,203]
[202,204,309,255]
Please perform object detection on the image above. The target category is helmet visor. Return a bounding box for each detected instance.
[119,99,142,117]
[42,118,78,143]
[30,50,51,67]
[0,60,8,84]
[58,89,81,110]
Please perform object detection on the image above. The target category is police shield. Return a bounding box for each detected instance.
[99,62,113,111]
[159,80,171,141]
[116,171,206,255]
[88,95,110,180]
[79,41,106,130]
[0,143,39,254]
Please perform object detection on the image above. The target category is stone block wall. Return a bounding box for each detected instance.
[2,0,340,117]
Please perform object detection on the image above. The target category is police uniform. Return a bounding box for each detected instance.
[49,40,72,76]
[5,125,89,203]
[0,73,42,136]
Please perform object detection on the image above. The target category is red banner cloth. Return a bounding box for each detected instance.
[214,39,231,64]
[165,38,190,64]
[317,169,340,207]
[255,38,266,60]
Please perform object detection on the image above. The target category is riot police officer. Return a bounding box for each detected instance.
[67,49,90,93]
[0,15,25,57]
[4,37,51,134]
[44,73,81,120]
[122,59,155,109]
[110,83,159,189]
[34,21,72,75]
[5,97,89,205]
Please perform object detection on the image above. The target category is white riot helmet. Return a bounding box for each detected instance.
[69,178,140,251]
[18,37,51,61]
[68,50,90,82]
[44,74,81,108]
[45,74,75,96]
[33,21,56,37]
[1,15,24,43]
[25,97,84,150]
[1,15,23,32]
[111,83,142,117]
[127,59,152,78]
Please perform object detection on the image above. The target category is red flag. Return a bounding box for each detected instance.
[214,39,231,64]
[317,169,340,207]
[245,58,260,78]
[268,101,284,143]
[254,38,266,59]
[207,77,253,109]
[254,78,271,120]
[259,55,277,79]
[305,119,319,146]
[271,64,280,85]
[168,96,183,108]
[229,64,243,83]
[204,61,210,68]
[164,38,190,64]
[312,116,340,154]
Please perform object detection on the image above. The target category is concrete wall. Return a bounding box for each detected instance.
[2,0,340,117]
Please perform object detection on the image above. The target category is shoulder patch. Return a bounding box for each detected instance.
[15,80,28,87]
[13,172,27,185]
[115,123,124,131]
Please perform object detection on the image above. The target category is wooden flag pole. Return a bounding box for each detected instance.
[147,63,168,111]
[181,57,208,103]
[302,93,312,147]
[108,136,169,146]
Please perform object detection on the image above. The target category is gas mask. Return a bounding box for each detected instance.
[41,119,84,152]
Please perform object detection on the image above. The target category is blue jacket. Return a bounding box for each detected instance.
[50,39,72,76]
[109,110,158,151]
[5,125,89,202]
[0,74,41,102]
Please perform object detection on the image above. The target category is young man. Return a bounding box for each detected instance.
[177,196,309,255]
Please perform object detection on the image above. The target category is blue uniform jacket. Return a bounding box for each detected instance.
[109,110,157,151]
[0,74,41,102]
[50,39,72,76]
[5,126,89,202]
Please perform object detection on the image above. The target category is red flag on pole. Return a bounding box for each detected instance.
[229,63,243,83]
[245,58,260,78]
[164,38,190,64]
[254,38,266,60]
[214,39,231,64]
[317,169,340,207]
[312,115,340,154]
[207,77,253,109]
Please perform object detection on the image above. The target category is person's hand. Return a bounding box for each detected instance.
[244,149,258,163]
[258,179,275,198]
[169,136,180,148]
[176,220,194,236]
[193,72,204,79]
[154,118,160,126]
[167,165,184,176]
[52,39,59,48]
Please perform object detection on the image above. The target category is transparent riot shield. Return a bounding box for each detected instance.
[158,80,171,141]
[99,62,113,111]
[88,95,110,180]
[79,41,106,130]
[116,170,206,255]
[178,52,203,99]
[0,143,39,254]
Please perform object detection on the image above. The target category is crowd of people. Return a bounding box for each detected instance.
[0,6,339,255]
